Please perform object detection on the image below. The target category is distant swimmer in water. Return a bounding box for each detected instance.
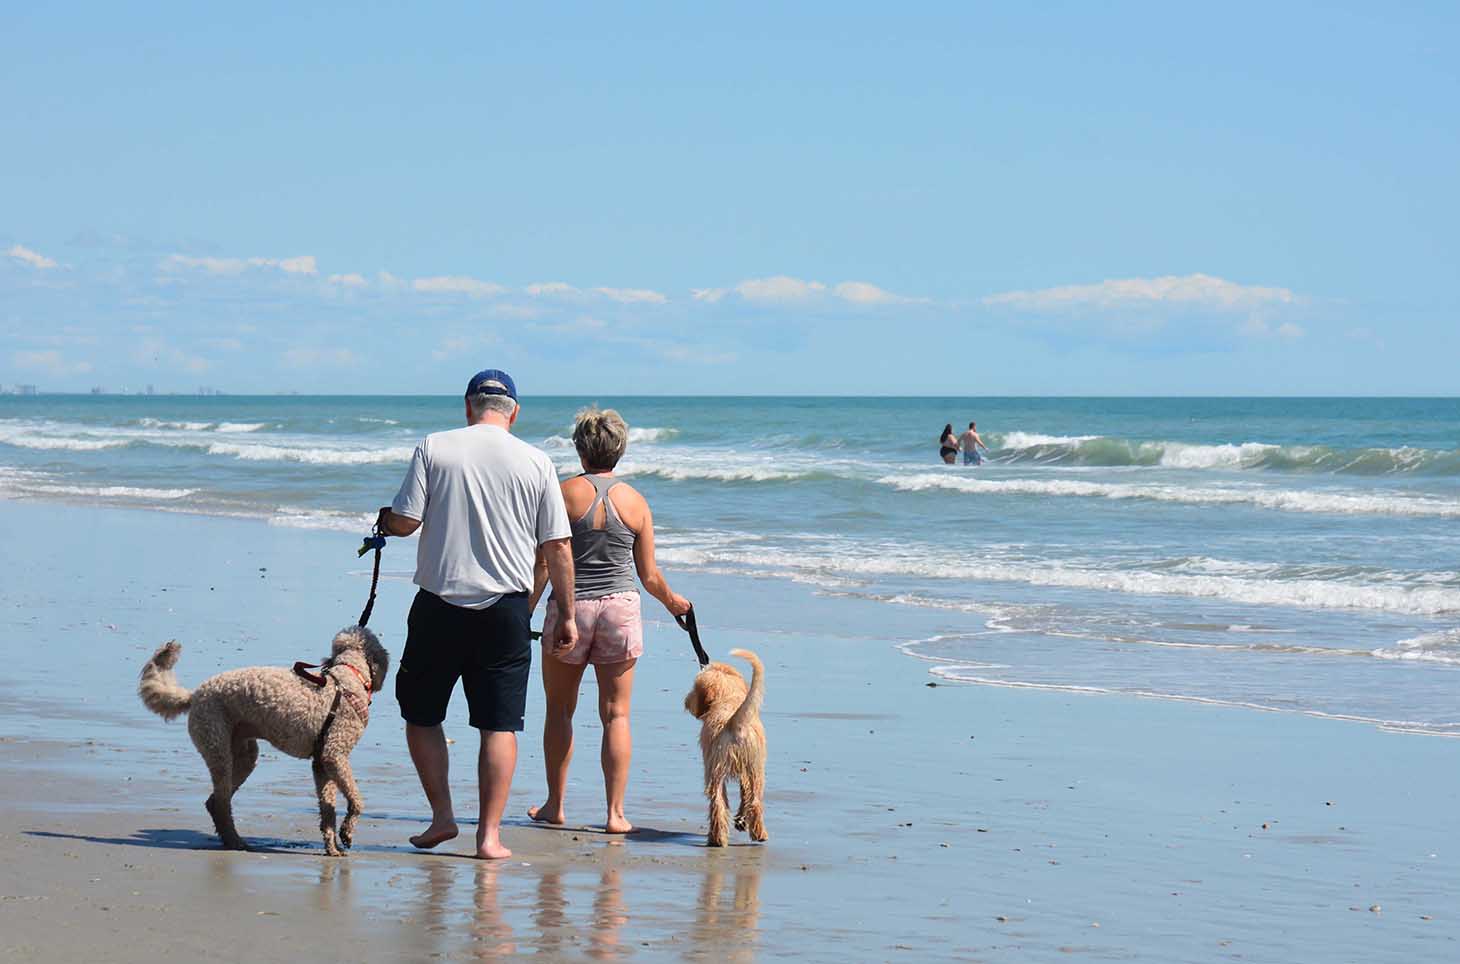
[939,423,958,464]
[959,421,989,466]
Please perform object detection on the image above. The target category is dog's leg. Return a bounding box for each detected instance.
[327,758,364,851]
[203,752,248,851]
[230,734,259,793]
[740,756,769,842]
[313,760,343,857]
[706,760,732,847]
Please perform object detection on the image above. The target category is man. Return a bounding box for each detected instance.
[959,421,990,466]
[376,369,577,860]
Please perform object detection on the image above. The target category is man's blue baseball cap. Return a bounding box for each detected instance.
[465,369,517,401]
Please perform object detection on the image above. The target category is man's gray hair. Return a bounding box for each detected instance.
[469,392,518,421]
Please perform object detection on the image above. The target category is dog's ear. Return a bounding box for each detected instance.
[367,640,390,692]
[331,625,375,656]
[683,680,707,719]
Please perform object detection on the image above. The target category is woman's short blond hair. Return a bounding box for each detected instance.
[573,405,628,470]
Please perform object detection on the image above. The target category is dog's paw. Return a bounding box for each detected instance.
[339,829,353,849]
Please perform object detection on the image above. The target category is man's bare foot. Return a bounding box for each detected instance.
[409,819,459,849]
[527,801,565,825]
[604,815,634,834]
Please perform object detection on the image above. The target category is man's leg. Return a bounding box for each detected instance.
[529,655,588,825]
[397,590,462,849]
[476,729,517,859]
[406,723,459,848]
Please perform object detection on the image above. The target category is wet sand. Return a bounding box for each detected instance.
[2,501,1458,961]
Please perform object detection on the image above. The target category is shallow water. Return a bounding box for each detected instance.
[3,394,1457,734]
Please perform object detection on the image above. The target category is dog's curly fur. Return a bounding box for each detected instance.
[683,649,768,847]
[138,625,389,856]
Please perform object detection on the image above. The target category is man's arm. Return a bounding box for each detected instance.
[540,537,577,653]
[376,506,421,537]
[528,546,550,613]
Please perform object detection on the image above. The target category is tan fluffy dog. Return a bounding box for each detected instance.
[683,649,768,847]
[138,626,388,856]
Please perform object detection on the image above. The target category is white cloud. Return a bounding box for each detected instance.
[735,276,827,302]
[832,281,919,305]
[526,282,582,297]
[161,254,318,277]
[327,272,368,288]
[983,273,1297,311]
[282,347,361,368]
[1240,316,1306,340]
[430,332,501,362]
[412,276,506,298]
[591,286,668,304]
[7,244,58,270]
[14,349,91,374]
[691,287,728,303]
[488,303,548,320]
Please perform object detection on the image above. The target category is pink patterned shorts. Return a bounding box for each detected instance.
[542,591,644,666]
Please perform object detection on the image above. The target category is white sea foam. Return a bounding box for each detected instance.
[998,432,1100,448]
[617,461,810,483]
[269,506,377,533]
[880,473,1460,518]
[0,431,130,451]
[653,540,1460,615]
[214,421,268,433]
[1371,628,1460,666]
[138,418,214,431]
[206,441,416,465]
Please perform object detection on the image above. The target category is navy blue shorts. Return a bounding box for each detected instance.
[396,589,532,732]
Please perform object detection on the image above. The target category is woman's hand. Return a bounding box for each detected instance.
[666,593,692,617]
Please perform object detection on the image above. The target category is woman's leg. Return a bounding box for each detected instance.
[528,655,588,824]
[594,658,637,833]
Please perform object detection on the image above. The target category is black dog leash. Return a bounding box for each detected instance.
[528,606,709,667]
[676,607,711,668]
[356,525,386,628]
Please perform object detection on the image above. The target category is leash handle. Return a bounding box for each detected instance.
[357,522,384,627]
[675,607,711,668]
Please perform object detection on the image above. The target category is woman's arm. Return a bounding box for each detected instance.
[630,502,691,616]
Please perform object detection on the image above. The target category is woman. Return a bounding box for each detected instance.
[528,406,691,834]
[939,423,959,464]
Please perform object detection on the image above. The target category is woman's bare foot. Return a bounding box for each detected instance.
[475,829,512,860]
[409,819,459,849]
[528,800,565,825]
[604,814,634,835]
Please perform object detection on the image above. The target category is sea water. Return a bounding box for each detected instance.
[3,395,1457,734]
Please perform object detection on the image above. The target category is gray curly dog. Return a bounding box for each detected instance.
[138,626,390,855]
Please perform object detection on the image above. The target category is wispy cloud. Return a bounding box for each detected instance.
[983,274,1297,311]
[526,281,582,298]
[13,349,92,374]
[131,337,212,373]
[694,275,920,306]
[591,286,667,304]
[411,275,506,297]
[736,276,827,302]
[162,254,318,276]
[6,244,58,270]
[326,273,368,287]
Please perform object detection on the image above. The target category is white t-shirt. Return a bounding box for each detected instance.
[391,423,570,609]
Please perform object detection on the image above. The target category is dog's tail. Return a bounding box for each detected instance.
[725,648,764,732]
[138,641,192,721]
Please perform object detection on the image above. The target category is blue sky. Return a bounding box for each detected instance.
[2,2,1456,395]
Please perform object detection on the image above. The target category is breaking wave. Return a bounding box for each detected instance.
[992,432,1460,475]
[882,473,1460,518]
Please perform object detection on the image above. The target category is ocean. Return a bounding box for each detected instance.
[4,394,1457,736]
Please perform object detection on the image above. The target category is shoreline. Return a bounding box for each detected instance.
[3,500,1458,961]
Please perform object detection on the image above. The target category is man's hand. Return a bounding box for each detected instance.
[552,601,579,654]
[541,537,577,655]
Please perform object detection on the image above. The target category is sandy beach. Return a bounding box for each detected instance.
[2,500,1457,962]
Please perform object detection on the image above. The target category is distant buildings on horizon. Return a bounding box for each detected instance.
[0,384,227,396]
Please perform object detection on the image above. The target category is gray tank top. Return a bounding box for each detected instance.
[565,474,638,600]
